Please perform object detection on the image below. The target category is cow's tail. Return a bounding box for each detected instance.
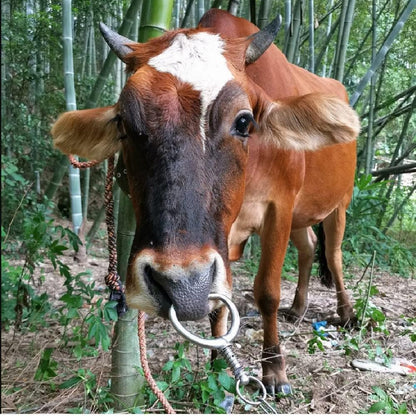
[317,222,333,288]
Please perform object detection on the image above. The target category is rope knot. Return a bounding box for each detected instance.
[105,271,128,316]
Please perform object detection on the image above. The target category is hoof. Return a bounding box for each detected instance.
[265,382,292,397]
[279,307,303,322]
[341,315,358,328]
[276,382,292,396]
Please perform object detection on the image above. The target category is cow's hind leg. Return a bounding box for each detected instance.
[286,226,317,318]
[322,207,355,325]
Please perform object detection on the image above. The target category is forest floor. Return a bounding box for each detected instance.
[1,224,416,414]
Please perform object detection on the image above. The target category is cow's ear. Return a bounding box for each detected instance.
[51,106,121,161]
[259,94,360,150]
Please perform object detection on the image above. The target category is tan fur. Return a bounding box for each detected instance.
[51,106,121,161]
[260,94,360,151]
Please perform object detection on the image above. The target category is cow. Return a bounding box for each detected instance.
[51,9,360,395]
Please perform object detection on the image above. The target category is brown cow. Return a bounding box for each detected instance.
[51,9,359,395]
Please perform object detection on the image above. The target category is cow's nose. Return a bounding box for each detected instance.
[143,260,216,321]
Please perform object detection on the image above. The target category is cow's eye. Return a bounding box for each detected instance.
[232,111,255,138]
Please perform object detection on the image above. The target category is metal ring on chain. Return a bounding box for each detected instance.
[236,375,267,406]
[168,294,240,349]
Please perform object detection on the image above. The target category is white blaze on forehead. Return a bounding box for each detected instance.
[148,32,234,146]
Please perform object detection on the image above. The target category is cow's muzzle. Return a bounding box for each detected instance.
[128,249,229,321]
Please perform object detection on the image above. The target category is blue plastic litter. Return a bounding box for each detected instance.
[312,320,328,337]
[312,321,327,331]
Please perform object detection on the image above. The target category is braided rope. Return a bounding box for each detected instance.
[138,311,176,414]
[68,154,127,315]
[68,154,100,169]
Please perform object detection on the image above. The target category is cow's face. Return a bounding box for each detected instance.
[120,72,253,319]
[51,19,359,321]
[115,29,270,320]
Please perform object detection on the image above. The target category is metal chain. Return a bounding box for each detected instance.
[169,294,278,414]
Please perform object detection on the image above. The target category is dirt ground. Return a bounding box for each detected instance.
[1,231,416,414]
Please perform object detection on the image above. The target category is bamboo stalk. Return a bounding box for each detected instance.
[334,0,356,82]
[343,0,390,82]
[383,184,416,233]
[285,0,303,62]
[139,0,174,40]
[258,0,271,29]
[308,0,314,73]
[360,85,416,119]
[180,0,195,27]
[283,0,291,52]
[319,0,333,76]
[63,0,83,235]
[86,0,143,109]
[228,0,240,15]
[364,0,377,174]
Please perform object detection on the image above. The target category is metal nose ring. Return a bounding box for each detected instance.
[168,293,240,349]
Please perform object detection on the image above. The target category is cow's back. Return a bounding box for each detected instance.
[200,8,348,101]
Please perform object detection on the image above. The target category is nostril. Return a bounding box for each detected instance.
[144,264,153,280]
[143,264,173,310]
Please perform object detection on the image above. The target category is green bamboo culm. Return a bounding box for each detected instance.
[283,0,291,53]
[333,0,356,82]
[62,0,83,234]
[365,0,378,175]
[257,0,271,28]
[308,0,315,73]
[285,0,303,63]
[110,187,142,410]
[139,0,174,41]
[86,0,143,109]
[110,1,174,410]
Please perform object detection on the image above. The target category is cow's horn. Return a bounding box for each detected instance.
[99,23,135,62]
[245,15,282,64]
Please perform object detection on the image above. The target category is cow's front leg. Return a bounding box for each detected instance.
[254,207,293,396]
[209,305,229,361]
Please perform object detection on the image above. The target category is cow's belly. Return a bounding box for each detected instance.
[291,142,356,229]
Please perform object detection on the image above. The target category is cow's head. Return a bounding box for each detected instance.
[52,17,359,321]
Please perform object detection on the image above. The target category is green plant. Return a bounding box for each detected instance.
[58,276,118,358]
[142,342,236,413]
[354,283,389,336]
[345,174,415,276]
[399,316,416,342]
[34,348,58,381]
[59,368,114,413]
[1,201,81,330]
[307,330,327,354]
[364,386,408,414]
